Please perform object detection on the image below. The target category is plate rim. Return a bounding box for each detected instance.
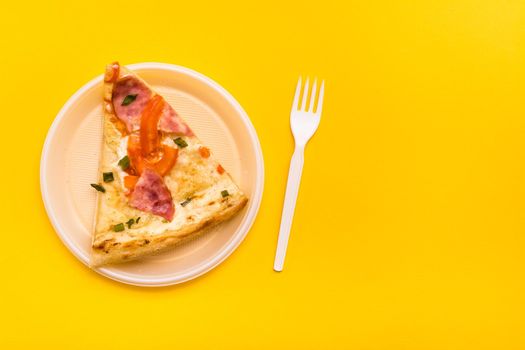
[40,62,264,287]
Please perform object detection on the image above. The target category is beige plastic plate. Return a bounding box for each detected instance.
[41,63,264,286]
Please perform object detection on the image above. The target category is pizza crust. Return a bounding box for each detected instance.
[91,195,247,267]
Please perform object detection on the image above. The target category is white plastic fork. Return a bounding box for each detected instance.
[274,77,325,272]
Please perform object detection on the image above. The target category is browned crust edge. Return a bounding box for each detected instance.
[90,195,248,267]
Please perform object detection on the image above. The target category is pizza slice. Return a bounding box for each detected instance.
[90,62,248,266]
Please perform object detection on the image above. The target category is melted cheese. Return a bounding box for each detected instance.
[114,135,129,187]
[106,135,235,237]
[128,178,238,235]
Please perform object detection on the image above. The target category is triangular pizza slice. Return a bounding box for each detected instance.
[90,62,248,266]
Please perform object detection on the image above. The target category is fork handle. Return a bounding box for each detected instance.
[274,145,305,271]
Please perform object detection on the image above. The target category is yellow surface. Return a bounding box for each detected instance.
[1,0,525,348]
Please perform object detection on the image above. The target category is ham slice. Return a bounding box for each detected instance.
[158,104,193,135]
[112,75,192,135]
[129,169,175,221]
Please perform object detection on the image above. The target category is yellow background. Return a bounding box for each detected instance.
[1,0,525,348]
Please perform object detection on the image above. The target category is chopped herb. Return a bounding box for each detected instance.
[221,190,229,198]
[103,172,114,183]
[126,218,135,228]
[136,217,141,224]
[118,155,130,170]
[121,94,138,106]
[90,183,106,193]
[173,137,188,148]
[113,223,125,232]
[162,219,169,223]
[180,198,192,207]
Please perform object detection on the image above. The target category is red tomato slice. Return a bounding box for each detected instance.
[123,94,178,190]
[144,145,178,176]
[140,95,164,159]
[199,146,210,158]
[127,133,144,175]
[123,175,139,191]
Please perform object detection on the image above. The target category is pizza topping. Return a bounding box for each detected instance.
[113,223,125,232]
[136,217,141,223]
[121,94,138,106]
[90,183,106,193]
[103,172,114,183]
[221,190,230,198]
[112,76,153,132]
[129,169,175,221]
[173,137,188,148]
[180,197,192,207]
[118,155,130,170]
[123,175,139,191]
[127,139,179,177]
[125,97,179,179]
[199,146,210,158]
[126,134,143,175]
[127,135,178,178]
[158,104,194,136]
[147,144,178,176]
[126,218,135,228]
[112,75,193,135]
[140,95,164,158]
[217,164,225,174]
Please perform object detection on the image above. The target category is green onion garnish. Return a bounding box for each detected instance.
[118,155,130,170]
[221,190,229,198]
[90,183,106,193]
[103,172,114,183]
[180,198,192,207]
[126,218,135,229]
[113,223,125,232]
[173,137,188,148]
[121,94,138,106]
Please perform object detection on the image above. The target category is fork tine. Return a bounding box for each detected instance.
[315,80,325,115]
[300,77,309,111]
[308,78,317,112]
[292,77,302,111]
